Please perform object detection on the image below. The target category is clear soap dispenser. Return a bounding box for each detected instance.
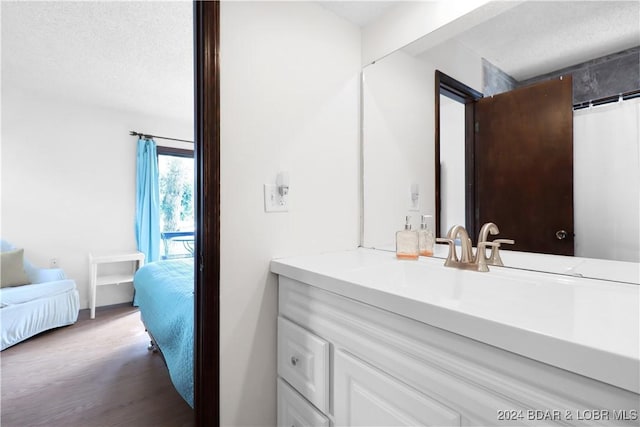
[418,214,435,257]
[396,216,419,260]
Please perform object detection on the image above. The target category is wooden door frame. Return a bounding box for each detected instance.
[434,70,482,240]
[194,1,220,426]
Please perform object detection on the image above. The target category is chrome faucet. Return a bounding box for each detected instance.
[436,223,514,272]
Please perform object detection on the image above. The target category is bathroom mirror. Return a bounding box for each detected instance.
[362,1,640,272]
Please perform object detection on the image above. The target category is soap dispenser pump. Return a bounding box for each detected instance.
[396,216,419,260]
[418,214,435,257]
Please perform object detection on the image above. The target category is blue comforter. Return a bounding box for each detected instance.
[133,259,194,407]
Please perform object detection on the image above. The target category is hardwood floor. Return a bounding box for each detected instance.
[1,304,194,427]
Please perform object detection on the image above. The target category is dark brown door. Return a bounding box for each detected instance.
[475,77,574,255]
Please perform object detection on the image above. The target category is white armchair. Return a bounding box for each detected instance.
[1,239,80,350]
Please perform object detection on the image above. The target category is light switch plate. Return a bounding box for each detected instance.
[264,184,288,212]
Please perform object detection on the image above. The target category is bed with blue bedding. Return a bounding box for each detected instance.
[133,258,194,407]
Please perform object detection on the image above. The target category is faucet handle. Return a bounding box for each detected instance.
[494,239,514,245]
[435,237,453,243]
[488,239,514,266]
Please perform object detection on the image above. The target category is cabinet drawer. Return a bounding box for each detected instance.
[334,349,461,427]
[278,316,330,413]
[278,378,331,427]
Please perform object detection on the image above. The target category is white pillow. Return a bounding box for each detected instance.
[1,249,31,288]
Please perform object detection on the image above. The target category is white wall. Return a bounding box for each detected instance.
[362,40,482,249]
[220,2,360,425]
[1,86,193,309]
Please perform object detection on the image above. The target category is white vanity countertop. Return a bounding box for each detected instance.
[271,248,640,394]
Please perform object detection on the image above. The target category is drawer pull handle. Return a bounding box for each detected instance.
[290,356,299,366]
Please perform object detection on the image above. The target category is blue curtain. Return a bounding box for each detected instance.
[135,138,160,263]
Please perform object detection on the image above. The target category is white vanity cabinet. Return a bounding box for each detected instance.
[334,349,461,426]
[277,316,330,413]
[277,378,330,427]
[276,275,640,427]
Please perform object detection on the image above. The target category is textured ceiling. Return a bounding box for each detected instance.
[1,1,193,123]
[1,0,389,125]
[454,1,640,80]
[318,1,399,26]
[4,1,637,121]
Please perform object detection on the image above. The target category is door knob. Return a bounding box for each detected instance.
[556,230,568,240]
[290,356,299,366]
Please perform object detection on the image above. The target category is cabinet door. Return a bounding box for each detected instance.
[278,316,330,412]
[278,378,330,427]
[334,350,461,427]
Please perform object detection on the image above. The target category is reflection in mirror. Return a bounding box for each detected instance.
[439,94,465,237]
[447,75,576,256]
[363,35,484,250]
[363,50,436,250]
[435,71,482,241]
[362,1,639,278]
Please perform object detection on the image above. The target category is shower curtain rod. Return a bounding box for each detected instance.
[573,89,640,110]
[129,130,194,144]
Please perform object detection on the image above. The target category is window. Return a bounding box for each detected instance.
[157,147,194,259]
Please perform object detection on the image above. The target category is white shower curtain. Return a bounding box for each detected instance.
[573,97,640,262]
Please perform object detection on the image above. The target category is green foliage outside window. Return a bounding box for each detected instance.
[159,155,194,232]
